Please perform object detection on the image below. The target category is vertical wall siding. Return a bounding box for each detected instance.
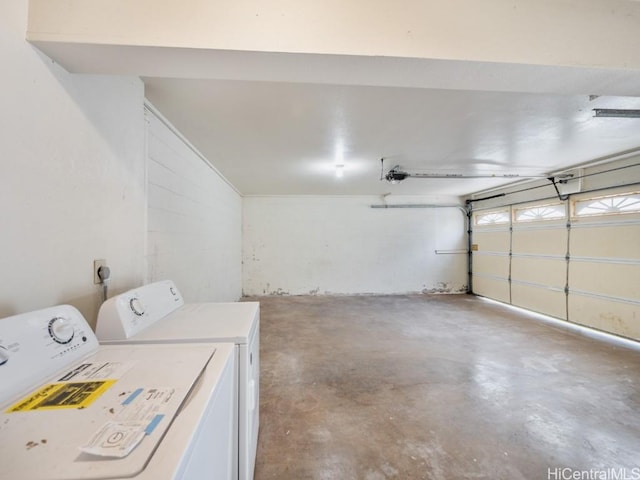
[145,107,242,302]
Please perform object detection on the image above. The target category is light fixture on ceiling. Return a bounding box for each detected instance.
[592,108,640,119]
[335,164,345,178]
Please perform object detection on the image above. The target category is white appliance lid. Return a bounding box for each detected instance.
[0,343,217,480]
[121,302,259,344]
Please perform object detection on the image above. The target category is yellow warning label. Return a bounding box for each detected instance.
[6,380,116,413]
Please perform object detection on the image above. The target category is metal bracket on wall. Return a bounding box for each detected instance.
[548,176,571,201]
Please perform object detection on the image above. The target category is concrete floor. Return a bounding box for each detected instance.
[250,294,640,480]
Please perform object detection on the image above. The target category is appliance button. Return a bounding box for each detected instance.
[129,298,145,316]
[48,317,75,344]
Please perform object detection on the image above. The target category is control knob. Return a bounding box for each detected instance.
[129,297,145,316]
[49,317,75,344]
[0,346,9,365]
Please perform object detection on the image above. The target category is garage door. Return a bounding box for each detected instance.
[471,189,640,340]
[510,202,568,320]
[471,209,511,304]
[568,189,640,339]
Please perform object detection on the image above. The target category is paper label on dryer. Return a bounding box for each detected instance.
[6,380,116,413]
[80,421,146,458]
[57,362,133,381]
[80,386,176,458]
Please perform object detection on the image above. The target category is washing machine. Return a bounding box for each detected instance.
[96,281,259,480]
[0,304,236,480]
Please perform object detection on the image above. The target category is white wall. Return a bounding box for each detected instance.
[145,107,242,302]
[0,0,146,328]
[27,0,640,71]
[0,0,243,327]
[242,196,467,296]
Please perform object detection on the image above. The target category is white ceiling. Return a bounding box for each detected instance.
[26,1,640,197]
[144,74,640,196]
[31,40,640,197]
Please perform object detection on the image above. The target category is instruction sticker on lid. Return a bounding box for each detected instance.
[80,387,176,458]
[58,362,133,382]
[6,380,116,413]
[80,421,147,458]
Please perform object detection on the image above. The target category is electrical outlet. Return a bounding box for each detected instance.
[93,259,107,284]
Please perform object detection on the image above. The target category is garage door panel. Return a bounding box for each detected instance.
[512,283,566,319]
[512,227,567,256]
[471,188,639,340]
[570,224,640,259]
[569,261,639,299]
[472,254,509,278]
[473,276,510,303]
[569,294,640,340]
[473,230,510,253]
[511,257,566,288]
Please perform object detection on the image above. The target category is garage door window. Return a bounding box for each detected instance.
[514,203,566,222]
[573,192,640,217]
[474,210,510,226]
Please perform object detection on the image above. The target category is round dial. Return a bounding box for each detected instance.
[48,317,75,344]
[0,346,9,365]
[129,297,145,316]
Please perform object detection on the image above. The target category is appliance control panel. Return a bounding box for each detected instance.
[96,280,184,340]
[0,305,99,407]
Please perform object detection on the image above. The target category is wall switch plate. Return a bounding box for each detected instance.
[93,259,107,284]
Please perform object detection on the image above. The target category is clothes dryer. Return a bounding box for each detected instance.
[0,304,235,480]
[96,281,259,480]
